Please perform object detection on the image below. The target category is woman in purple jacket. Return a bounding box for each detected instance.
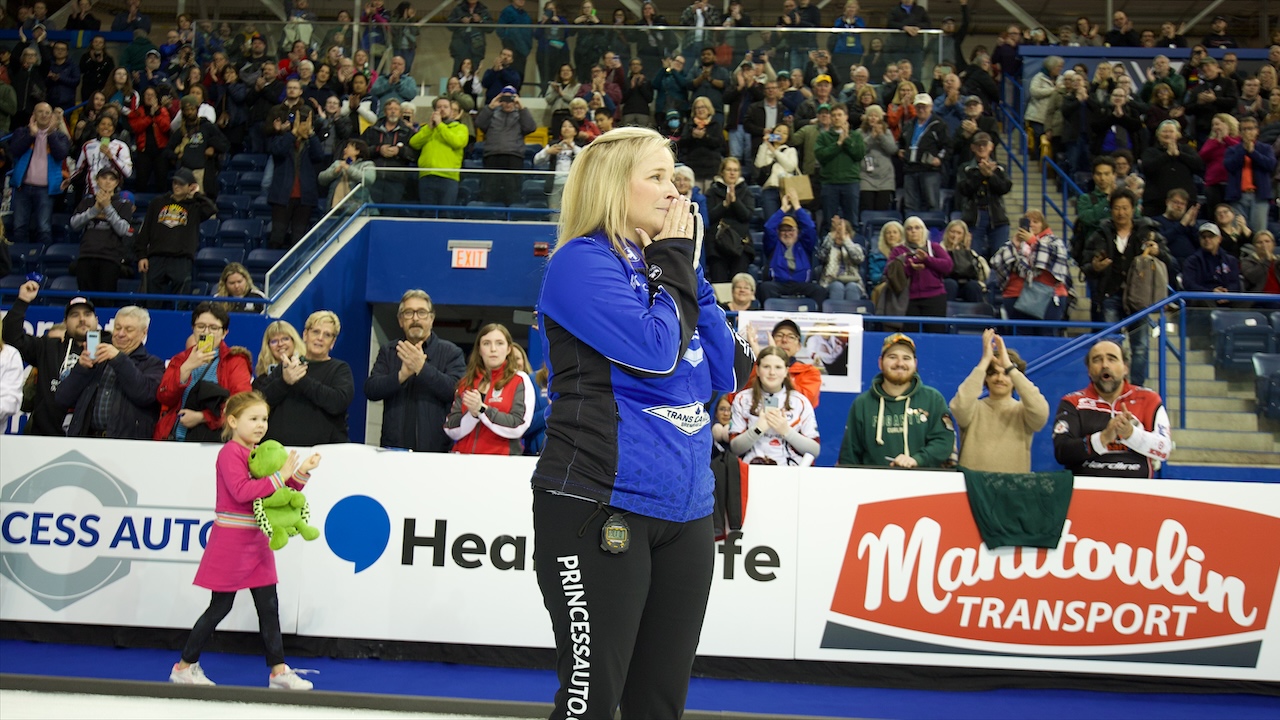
[890,215,953,333]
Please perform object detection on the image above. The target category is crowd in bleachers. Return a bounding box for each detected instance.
[0,3,1276,356]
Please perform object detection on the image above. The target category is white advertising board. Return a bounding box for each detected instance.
[3,437,1278,681]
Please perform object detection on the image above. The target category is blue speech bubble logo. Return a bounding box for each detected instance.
[324,495,391,573]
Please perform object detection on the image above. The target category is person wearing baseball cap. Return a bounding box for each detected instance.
[1182,222,1242,305]
[899,88,949,212]
[838,331,955,468]
[476,74,536,204]
[759,196,826,312]
[796,73,835,129]
[1,283,101,436]
[133,165,217,298]
[70,165,136,295]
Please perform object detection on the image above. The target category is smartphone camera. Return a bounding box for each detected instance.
[1018,218,1031,232]
[85,330,100,357]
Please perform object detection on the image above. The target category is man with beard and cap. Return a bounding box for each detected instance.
[364,289,467,452]
[837,332,955,468]
[2,285,100,435]
[1053,338,1172,478]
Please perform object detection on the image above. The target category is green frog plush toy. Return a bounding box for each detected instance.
[248,440,320,551]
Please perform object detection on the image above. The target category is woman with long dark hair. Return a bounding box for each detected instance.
[531,127,752,718]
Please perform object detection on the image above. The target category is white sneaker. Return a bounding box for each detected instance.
[170,662,216,686]
[268,665,314,690]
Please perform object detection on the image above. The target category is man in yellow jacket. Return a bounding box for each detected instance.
[409,97,469,211]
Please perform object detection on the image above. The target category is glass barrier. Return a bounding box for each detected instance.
[264,179,366,296]
[149,21,944,109]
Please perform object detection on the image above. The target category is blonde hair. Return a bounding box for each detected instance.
[305,310,341,336]
[555,127,675,258]
[894,81,918,103]
[221,390,268,441]
[942,219,970,249]
[256,320,303,375]
[878,220,904,258]
[692,96,714,117]
[1212,113,1239,137]
[215,262,260,299]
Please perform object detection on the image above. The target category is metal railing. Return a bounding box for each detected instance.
[1040,156,1084,237]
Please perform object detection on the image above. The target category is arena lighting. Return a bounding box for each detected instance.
[448,240,492,269]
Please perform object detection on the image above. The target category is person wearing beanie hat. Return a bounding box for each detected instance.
[2,280,101,436]
[838,331,955,468]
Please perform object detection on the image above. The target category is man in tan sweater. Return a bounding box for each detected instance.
[949,329,1050,472]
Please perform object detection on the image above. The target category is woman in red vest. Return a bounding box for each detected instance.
[444,323,535,455]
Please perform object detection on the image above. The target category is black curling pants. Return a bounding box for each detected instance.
[533,490,714,720]
[181,585,284,667]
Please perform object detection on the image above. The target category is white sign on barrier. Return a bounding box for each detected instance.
[3,437,1278,681]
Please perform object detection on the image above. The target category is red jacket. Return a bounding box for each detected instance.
[128,104,172,152]
[444,368,535,455]
[154,343,254,441]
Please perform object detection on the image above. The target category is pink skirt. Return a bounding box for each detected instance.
[193,524,278,592]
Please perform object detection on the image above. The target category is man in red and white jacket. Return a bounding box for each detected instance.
[1053,339,1173,478]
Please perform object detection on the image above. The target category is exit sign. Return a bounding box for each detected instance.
[451,247,489,269]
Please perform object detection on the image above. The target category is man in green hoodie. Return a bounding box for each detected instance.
[838,332,955,468]
[815,103,866,235]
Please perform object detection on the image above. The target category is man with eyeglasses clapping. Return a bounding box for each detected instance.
[364,289,466,452]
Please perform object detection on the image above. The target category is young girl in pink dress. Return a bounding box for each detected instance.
[169,390,321,689]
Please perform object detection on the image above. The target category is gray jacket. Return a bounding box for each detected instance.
[860,129,897,192]
[475,105,536,157]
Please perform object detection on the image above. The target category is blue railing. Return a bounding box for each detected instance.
[1024,290,1274,429]
[1040,156,1084,236]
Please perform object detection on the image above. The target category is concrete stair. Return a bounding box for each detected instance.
[1000,112,1279,471]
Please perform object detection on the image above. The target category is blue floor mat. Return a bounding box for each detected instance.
[2,640,1278,719]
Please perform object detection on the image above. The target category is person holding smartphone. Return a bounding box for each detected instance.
[728,346,819,465]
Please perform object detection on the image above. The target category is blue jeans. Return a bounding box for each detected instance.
[1102,295,1152,387]
[728,126,750,165]
[826,280,863,301]
[1233,192,1271,238]
[761,187,781,224]
[903,171,942,212]
[419,175,460,216]
[821,181,860,234]
[12,183,53,245]
[969,210,1010,259]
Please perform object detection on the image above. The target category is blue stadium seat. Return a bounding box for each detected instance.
[116,277,141,294]
[131,192,159,211]
[1212,310,1274,372]
[8,243,42,272]
[218,171,240,194]
[520,179,545,203]
[238,171,265,193]
[199,218,220,247]
[39,243,80,277]
[189,280,211,296]
[250,196,272,219]
[915,211,948,230]
[823,299,873,314]
[194,247,245,283]
[217,219,264,249]
[947,300,995,335]
[245,248,286,276]
[1252,353,1280,420]
[216,194,252,219]
[1272,311,1280,348]
[50,213,72,243]
[464,201,506,221]
[227,153,269,172]
[763,297,818,313]
[49,275,79,292]
[0,274,27,291]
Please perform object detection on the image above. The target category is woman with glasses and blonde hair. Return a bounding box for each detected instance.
[531,126,753,718]
[891,215,953,333]
[255,320,304,377]
[443,323,534,455]
[253,310,354,445]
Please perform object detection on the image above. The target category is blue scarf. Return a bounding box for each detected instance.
[175,352,221,441]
